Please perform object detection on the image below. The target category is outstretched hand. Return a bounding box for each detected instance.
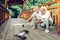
[26,20,29,23]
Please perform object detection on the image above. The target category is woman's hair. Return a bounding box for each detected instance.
[40,6,47,10]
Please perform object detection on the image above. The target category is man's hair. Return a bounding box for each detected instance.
[33,6,39,11]
[40,6,47,10]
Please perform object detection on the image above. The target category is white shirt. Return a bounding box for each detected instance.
[32,11,42,19]
[41,11,53,23]
[31,11,53,23]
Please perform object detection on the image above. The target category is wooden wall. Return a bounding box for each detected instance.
[0,4,9,24]
[0,11,5,21]
[19,11,33,20]
[0,10,9,22]
[58,0,60,33]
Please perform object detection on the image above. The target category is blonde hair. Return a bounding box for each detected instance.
[40,6,47,11]
[33,6,38,9]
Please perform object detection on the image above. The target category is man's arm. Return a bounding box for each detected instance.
[26,12,36,22]
[40,11,50,22]
[26,16,33,22]
[34,19,43,24]
[34,11,50,24]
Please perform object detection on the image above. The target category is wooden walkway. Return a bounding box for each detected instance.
[0,18,60,40]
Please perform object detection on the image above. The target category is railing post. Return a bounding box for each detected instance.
[58,0,60,33]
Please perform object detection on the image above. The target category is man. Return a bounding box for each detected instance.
[26,6,53,33]
[26,6,41,28]
[39,6,53,33]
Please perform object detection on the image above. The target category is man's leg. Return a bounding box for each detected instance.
[39,19,49,33]
[45,20,53,29]
[40,22,46,30]
[49,20,53,26]
[40,20,53,33]
[45,20,50,33]
[34,24,37,29]
[31,16,38,29]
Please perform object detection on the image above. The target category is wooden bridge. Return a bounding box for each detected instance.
[0,18,60,40]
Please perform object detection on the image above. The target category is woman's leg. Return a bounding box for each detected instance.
[31,16,38,29]
[40,22,46,29]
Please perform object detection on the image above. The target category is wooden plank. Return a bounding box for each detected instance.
[11,19,60,40]
[0,20,9,39]
[19,11,33,20]
[0,18,60,40]
[58,0,60,33]
[5,0,9,8]
[25,26,57,40]
[36,28,60,40]
[44,1,57,5]
[0,19,11,40]
[5,23,14,40]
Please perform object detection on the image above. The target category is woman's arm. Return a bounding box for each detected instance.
[26,16,33,22]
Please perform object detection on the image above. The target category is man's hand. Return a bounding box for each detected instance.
[34,19,42,24]
[26,20,29,23]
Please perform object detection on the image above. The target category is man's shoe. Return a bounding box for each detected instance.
[14,34,26,39]
[20,30,29,34]
[45,29,50,33]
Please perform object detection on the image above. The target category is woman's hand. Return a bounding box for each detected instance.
[26,20,29,23]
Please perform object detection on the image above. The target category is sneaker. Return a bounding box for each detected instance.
[45,29,50,33]
[14,34,26,39]
[20,30,29,34]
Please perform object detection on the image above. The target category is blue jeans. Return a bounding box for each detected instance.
[31,15,53,29]
[35,20,53,29]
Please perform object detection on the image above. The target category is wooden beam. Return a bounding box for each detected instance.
[5,0,8,8]
[44,1,57,5]
[58,0,60,33]
[45,4,49,10]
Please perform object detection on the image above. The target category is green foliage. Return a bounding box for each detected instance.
[0,0,53,18]
[24,0,52,10]
[8,5,22,18]
[49,3,58,8]
[0,0,5,5]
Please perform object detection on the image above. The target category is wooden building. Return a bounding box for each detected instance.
[0,0,60,40]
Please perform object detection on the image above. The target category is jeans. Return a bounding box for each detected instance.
[40,20,53,29]
[31,16,53,29]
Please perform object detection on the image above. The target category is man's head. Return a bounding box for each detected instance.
[40,6,47,14]
[33,6,39,12]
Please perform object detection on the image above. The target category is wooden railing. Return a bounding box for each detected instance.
[0,4,9,26]
[19,10,33,20]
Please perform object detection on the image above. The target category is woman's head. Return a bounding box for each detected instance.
[33,6,39,12]
[40,6,47,14]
